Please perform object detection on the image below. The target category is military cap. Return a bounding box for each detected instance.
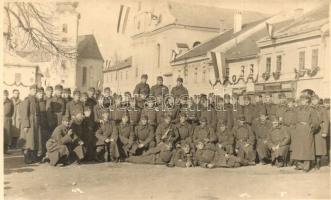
[124,91,131,97]
[73,90,81,96]
[37,88,44,93]
[200,94,207,100]
[104,87,111,92]
[177,77,183,83]
[3,90,9,95]
[141,74,148,79]
[224,94,231,99]
[88,87,95,92]
[55,84,63,90]
[324,98,330,104]
[46,86,53,91]
[29,84,38,90]
[311,94,319,100]
[63,88,71,93]
[278,93,286,99]
[157,76,163,81]
[200,117,207,122]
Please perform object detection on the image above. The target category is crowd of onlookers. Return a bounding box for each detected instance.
[3,74,330,172]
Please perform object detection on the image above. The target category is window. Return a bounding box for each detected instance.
[276,55,282,72]
[157,43,161,68]
[266,57,271,72]
[126,71,128,80]
[82,67,87,86]
[137,21,141,30]
[225,67,230,77]
[299,51,305,69]
[202,70,206,82]
[14,73,21,83]
[115,72,118,80]
[62,38,68,43]
[135,66,138,77]
[138,1,142,11]
[62,24,68,33]
[120,71,123,80]
[194,68,198,83]
[312,49,318,68]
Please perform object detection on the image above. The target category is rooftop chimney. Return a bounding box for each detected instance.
[234,11,242,33]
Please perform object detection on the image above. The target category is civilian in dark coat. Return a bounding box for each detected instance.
[11,89,21,148]
[3,90,14,153]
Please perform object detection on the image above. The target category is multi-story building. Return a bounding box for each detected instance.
[104,0,267,93]
[256,4,329,99]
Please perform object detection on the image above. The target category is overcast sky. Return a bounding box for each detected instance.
[77,0,328,61]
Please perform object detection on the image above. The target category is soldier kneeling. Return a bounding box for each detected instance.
[46,115,85,166]
[95,109,119,162]
[267,116,290,168]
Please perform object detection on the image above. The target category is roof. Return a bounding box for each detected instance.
[172,19,266,62]
[225,19,294,61]
[168,1,269,29]
[104,57,132,72]
[4,51,38,67]
[77,34,104,61]
[260,4,329,41]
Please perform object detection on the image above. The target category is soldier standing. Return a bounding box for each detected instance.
[171,77,188,102]
[11,89,22,149]
[243,95,255,126]
[65,90,84,120]
[45,86,53,101]
[3,90,14,153]
[231,94,244,129]
[150,76,169,98]
[253,94,267,120]
[20,85,41,164]
[264,93,277,117]
[276,93,287,124]
[36,88,50,158]
[133,74,150,109]
[46,84,65,131]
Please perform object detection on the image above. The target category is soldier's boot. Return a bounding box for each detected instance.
[302,161,311,172]
[23,150,33,164]
[315,157,321,170]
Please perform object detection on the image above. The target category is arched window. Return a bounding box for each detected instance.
[193,41,201,48]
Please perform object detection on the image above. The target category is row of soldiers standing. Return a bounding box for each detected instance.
[3,74,330,171]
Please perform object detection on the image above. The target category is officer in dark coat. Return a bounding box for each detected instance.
[65,90,84,120]
[19,85,41,164]
[243,95,255,125]
[36,88,49,157]
[46,84,65,131]
[3,90,14,153]
[231,94,244,129]
[150,76,169,97]
[131,116,156,155]
[133,74,150,109]
[171,77,188,102]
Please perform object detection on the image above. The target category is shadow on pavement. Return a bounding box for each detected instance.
[4,150,38,175]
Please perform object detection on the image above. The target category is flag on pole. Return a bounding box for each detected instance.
[117,5,131,34]
[210,51,226,82]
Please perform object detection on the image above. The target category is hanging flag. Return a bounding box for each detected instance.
[266,22,274,39]
[209,51,226,86]
[117,5,131,34]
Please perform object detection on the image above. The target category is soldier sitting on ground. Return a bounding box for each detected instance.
[95,109,119,162]
[117,114,134,160]
[45,115,85,166]
[126,141,174,165]
[167,142,194,168]
[194,141,216,169]
[267,115,290,168]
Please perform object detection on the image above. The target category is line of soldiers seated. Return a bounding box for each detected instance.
[3,76,330,172]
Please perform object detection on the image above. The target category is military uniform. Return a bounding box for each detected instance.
[171,85,188,100]
[232,123,256,163]
[38,98,50,156]
[127,144,174,165]
[243,104,255,125]
[265,102,277,117]
[254,102,267,120]
[180,104,200,126]
[128,107,141,128]
[155,123,179,145]
[117,122,134,158]
[141,107,158,130]
[311,105,327,156]
[252,119,272,162]
[11,97,22,146]
[169,148,194,167]
[46,123,84,166]
[193,124,217,145]
[176,121,194,147]
[199,106,217,130]
[110,105,128,125]
[215,106,233,131]
[133,82,150,109]
[267,125,290,163]
[65,100,84,120]
[215,127,234,155]
[275,104,287,123]
[95,121,119,161]
[194,143,216,167]
[46,95,65,130]
[150,84,169,97]
[4,98,14,150]
[131,124,155,155]
[231,103,244,128]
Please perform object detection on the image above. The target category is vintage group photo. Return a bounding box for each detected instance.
[2,0,330,199]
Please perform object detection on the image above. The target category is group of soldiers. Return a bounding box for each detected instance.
[3,74,330,172]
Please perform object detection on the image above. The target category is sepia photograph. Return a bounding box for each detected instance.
[1,0,330,199]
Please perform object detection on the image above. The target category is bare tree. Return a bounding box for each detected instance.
[3,2,77,59]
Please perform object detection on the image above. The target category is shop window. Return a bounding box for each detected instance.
[266,57,271,73]
[276,55,282,72]
[82,67,87,86]
[311,49,318,68]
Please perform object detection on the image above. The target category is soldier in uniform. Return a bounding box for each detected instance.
[46,84,65,131]
[264,93,277,117]
[193,117,217,147]
[141,97,158,130]
[243,95,255,126]
[223,94,234,130]
[311,95,328,169]
[19,85,41,164]
[111,95,128,125]
[231,94,244,129]
[267,116,290,168]
[253,94,267,120]
[128,97,141,129]
[86,87,97,112]
[276,93,287,124]
[215,96,232,131]
[65,90,84,120]
[46,115,85,166]
[291,95,315,172]
[102,87,112,109]
[45,86,53,101]
[95,109,119,162]
[155,114,179,146]
[283,98,297,165]
[117,115,134,160]
[133,74,150,109]
[158,96,179,124]
[216,120,234,155]
[150,76,169,98]
[180,97,200,127]
[176,113,194,149]
[62,88,72,109]
[252,111,272,164]
[194,141,216,168]
[36,88,50,157]
[232,115,256,165]
[199,95,217,131]
[11,89,22,149]
[93,95,105,126]
[168,142,194,168]
[3,90,14,153]
[131,116,156,155]
[171,77,188,102]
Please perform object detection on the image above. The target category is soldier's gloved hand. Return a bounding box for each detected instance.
[68,129,73,136]
[105,138,110,143]
[78,141,84,145]
[218,144,223,148]
[138,143,145,148]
